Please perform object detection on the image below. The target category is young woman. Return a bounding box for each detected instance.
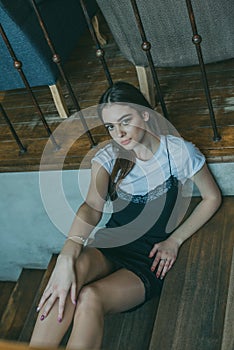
[30,82,221,349]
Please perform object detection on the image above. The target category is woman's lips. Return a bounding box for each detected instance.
[121,139,131,146]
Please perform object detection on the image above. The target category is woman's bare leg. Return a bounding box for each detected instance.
[67,268,145,350]
[30,247,114,348]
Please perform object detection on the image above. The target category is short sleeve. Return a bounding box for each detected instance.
[167,136,206,184]
[91,143,117,174]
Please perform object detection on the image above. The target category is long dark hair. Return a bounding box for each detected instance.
[98,81,153,199]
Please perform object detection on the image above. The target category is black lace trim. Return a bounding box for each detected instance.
[116,176,178,204]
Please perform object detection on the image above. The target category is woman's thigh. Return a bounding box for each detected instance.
[77,268,146,314]
[75,246,116,291]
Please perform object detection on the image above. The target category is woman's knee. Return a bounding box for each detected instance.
[76,284,104,314]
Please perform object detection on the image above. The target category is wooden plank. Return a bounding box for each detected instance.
[0,269,44,340]
[0,340,64,350]
[149,197,234,350]
[0,282,15,319]
[19,256,57,342]
[221,248,234,350]
[1,112,234,172]
[102,295,160,350]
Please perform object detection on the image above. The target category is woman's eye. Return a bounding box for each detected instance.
[122,119,130,126]
[105,124,114,131]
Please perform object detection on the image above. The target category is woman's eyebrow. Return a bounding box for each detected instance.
[104,114,132,125]
[117,113,132,122]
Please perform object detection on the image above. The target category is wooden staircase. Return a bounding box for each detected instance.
[0,197,233,350]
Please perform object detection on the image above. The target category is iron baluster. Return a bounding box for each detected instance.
[185,0,221,141]
[80,0,113,87]
[30,0,96,147]
[0,23,60,150]
[0,103,27,154]
[130,0,169,120]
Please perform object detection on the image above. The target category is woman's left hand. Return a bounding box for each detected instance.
[149,236,181,279]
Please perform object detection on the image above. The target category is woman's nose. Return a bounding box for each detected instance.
[116,125,126,138]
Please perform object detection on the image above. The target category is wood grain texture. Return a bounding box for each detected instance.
[0,340,63,350]
[102,295,161,350]
[0,15,233,172]
[0,269,44,340]
[149,197,234,350]
[0,282,15,319]
[18,256,57,342]
[221,248,234,350]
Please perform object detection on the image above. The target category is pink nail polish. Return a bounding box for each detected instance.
[58,317,62,323]
[40,315,45,321]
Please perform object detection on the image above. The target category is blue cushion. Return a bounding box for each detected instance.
[0,0,98,89]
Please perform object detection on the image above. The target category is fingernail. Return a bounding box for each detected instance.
[36,307,40,312]
[40,315,45,321]
[58,317,62,323]
[72,299,77,305]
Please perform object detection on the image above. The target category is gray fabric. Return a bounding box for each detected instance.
[97,0,234,67]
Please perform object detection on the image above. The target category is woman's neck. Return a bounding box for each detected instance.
[134,134,160,161]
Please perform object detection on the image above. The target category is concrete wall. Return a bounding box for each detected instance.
[0,163,233,281]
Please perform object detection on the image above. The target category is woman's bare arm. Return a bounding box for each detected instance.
[61,160,109,258]
[150,163,222,278]
[37,161,110,319]
[169,163,221,245]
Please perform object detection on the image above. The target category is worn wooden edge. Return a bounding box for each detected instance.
[18,255,57,342]
[0,339,63,350]
[0,269,45,340]
[221,247,234,350]
[0,282,15,319]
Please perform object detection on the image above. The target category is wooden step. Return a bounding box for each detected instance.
[0,282,15,319]
[102,295,160,350]
[149,196,234,350]
[18,256,57,343]
[0,269,45,340]
[221,247,234,350]
[0,339,64,350]
[3,198,232,350]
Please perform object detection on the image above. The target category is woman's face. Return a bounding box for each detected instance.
[101,103,149,150]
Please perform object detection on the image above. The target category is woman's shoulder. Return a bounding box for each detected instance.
[163,134,206,181]
[164,134,187,147]
[164,134,202,156]
[91,142,117,173]
[93,142,117,159]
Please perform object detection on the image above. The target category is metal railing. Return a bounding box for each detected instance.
[0,0,222,156]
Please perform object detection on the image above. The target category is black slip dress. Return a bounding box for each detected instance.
[94,145,179,303]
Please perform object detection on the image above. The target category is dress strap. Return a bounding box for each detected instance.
[165,136,173,177]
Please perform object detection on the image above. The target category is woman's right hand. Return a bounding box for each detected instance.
[36,254,77,322]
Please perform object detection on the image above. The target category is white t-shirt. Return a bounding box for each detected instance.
[92,135,205,196]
